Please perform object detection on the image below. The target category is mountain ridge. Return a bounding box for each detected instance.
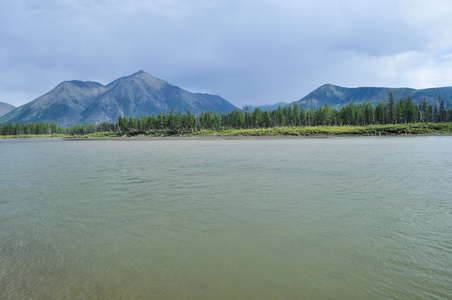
[0,71,237,126]
[292,84,452,109]
[3,75,452,126]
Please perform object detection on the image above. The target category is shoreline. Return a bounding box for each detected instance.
[64,132,452,141]
[2,130,452,141]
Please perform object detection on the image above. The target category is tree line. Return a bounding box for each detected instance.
[0,121,62,136]
[1,92,451,136]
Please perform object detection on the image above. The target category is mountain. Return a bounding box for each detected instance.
[80,71,236,124]
[292,84,452,110]
[0,101,15,117]
[0,71,237,126]
[1,81,106,126]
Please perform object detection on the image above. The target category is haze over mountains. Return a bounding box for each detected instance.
[0,71,237,126]
[247,85,452,112]
[0,102,15,117]
[1,70,451,126]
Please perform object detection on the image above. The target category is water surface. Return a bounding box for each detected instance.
[1,137,451,299]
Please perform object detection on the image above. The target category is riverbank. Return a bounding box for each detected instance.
[66,123,452,139]
[2,123,452,140]
[0,134,68,140]
[63,133,452,141]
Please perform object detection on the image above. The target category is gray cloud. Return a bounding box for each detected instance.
[1,0,452,107]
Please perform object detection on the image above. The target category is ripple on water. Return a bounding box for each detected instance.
[1,137,452,299]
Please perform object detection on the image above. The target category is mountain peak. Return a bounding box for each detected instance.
[319,84,344,90]
[131,70,147,76]
[119,70,163,83]
[0,71,237,126]
[107,70,170,91]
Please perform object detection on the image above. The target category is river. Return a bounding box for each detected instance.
[1,136,451,299]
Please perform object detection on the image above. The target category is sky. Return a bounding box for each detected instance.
[2,0,452,108]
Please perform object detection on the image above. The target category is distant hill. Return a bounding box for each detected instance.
[0,71,237,126]
[292,84,452,110]
[0,101,15,117]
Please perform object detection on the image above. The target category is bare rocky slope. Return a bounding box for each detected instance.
[0,71,237,126]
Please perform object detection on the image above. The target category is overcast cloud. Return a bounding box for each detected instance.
[2,0,452,107]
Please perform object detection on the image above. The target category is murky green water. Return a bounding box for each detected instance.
[1,137,451,299]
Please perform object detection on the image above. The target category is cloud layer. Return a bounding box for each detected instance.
[2,0,452,107]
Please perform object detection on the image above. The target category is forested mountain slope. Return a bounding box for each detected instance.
[292,84,452,109]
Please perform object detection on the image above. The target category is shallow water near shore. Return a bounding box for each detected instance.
[1,137,451,299]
